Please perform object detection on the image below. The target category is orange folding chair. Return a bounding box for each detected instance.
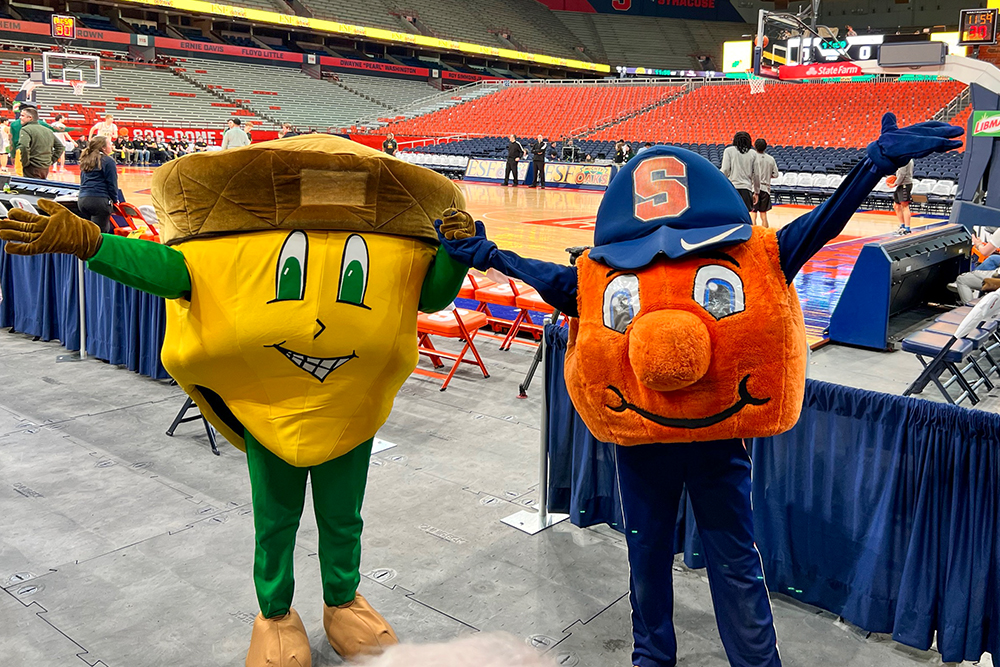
[500,288,550,351]
[415,307,490,391]
[458,271,496,307]
[114,202,160,242]
[474,276,535,346]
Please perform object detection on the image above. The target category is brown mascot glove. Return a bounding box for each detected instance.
[437,208,476,240]
[982,277,1000,293]
[0,199,103,260]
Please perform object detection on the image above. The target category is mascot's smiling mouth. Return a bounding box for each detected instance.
[266,342,357,382]
[605,375,770,429]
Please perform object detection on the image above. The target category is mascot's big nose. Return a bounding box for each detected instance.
[628,310,711,392]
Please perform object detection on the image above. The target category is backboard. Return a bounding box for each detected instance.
[42,51,100,89]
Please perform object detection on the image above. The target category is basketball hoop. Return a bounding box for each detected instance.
[70,79,86,96]
[746,70,767,95]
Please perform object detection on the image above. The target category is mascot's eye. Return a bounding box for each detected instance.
[693,265,745,320]
[338,234,369,308]
[274,230,307,301]
[603,274,640,333]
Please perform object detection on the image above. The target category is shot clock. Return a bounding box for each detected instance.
[959,8,998,47]
[50,14,76,42]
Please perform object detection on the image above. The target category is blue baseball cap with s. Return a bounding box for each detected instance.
[589,146,753,270]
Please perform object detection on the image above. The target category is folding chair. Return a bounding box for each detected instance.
[474,276,534,347]
[115,202,160,242]
[166,397,220,455]
[458,271,496,307]
[500,288,551,351]
[415,307,490,391]
[902,293,1000,405]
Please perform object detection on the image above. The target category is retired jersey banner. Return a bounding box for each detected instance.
[155,36,304,63]
[972,111,1000,137]
[320,56,429,78]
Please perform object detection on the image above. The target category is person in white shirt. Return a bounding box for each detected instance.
[721,131,758,212]
[221,118,250,150]
[752,138,780,228]
[88,114,117,141]
[892,159,914,235]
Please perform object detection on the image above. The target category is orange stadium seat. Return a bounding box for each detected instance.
[384,84,685,138]
[589,80,966,148]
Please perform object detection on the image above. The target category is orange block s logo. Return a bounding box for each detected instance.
[632,156,690,222]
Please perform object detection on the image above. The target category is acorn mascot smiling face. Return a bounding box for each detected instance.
[0,135,472,667]
[433,115,962,667]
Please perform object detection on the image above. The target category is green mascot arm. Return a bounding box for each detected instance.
[418,246,467,313]
[0,200,192,299]
[88,234,192,300]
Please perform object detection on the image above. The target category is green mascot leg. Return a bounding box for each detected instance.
[245,432,309,619]
[310,438,373,607]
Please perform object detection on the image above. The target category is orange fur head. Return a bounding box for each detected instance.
[564,226,807,445]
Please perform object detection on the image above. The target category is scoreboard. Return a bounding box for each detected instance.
[50,14,76,41]
[959,8,998,46]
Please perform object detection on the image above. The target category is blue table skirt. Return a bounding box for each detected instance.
[542,323,999,662]
[0,241,169,379]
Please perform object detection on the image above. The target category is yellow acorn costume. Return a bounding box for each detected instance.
[0,135,470,667]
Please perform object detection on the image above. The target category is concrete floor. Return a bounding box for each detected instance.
[0,326,993,667]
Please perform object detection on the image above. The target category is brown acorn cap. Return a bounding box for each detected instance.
[151,134,464,246]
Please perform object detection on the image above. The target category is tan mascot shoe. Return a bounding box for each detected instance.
[323,594,398,659]
[246,608,312,667]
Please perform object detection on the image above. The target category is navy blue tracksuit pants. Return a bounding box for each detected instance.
[616,440,781,667]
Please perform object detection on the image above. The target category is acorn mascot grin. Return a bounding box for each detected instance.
[433,114,962,667]
[0,135,475,667]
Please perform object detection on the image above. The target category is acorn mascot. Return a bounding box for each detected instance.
[435,114,962,667]
[0,135,475,666]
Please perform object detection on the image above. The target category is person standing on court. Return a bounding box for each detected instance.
[721,131,758,212]
[77,135,119,234]
[382,132,397,156]
[504,134,524,186]
[221,118,250,150]
[18,106,63,180]
[752,138,780,228]
[892,158,914,234]
[531,134,547,188]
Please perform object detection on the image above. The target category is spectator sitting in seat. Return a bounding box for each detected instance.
[195,137,208,152]
[114,135,134,164]
[952,228,1000,304]
[131,136,150,165]
[146,137,165,164]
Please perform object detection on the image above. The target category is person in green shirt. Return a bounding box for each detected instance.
[9,103,58,177]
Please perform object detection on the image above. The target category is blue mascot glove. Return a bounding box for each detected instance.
[434,211,497,270]
[867,112,963,174]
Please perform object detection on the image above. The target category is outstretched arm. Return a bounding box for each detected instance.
[435,210,579,317]
[0,199,191,299]
[776,113,963,282]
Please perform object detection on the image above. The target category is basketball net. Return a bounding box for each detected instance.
[745,69,766,95]
[70,80,86,96]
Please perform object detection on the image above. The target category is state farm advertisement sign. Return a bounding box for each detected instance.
[778,62,864,79]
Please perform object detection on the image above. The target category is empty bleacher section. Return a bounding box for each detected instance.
[591,80,967,148]
[333,72,436,111]
[555,13,745,69]
[219,0,292,13]
[178,58,386,128]
[0,49,233,128]
[381,82,684,138]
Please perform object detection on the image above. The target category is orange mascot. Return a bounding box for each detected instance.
[435,114,962,667]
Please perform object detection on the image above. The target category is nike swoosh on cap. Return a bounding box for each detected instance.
[679,226,742,252]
